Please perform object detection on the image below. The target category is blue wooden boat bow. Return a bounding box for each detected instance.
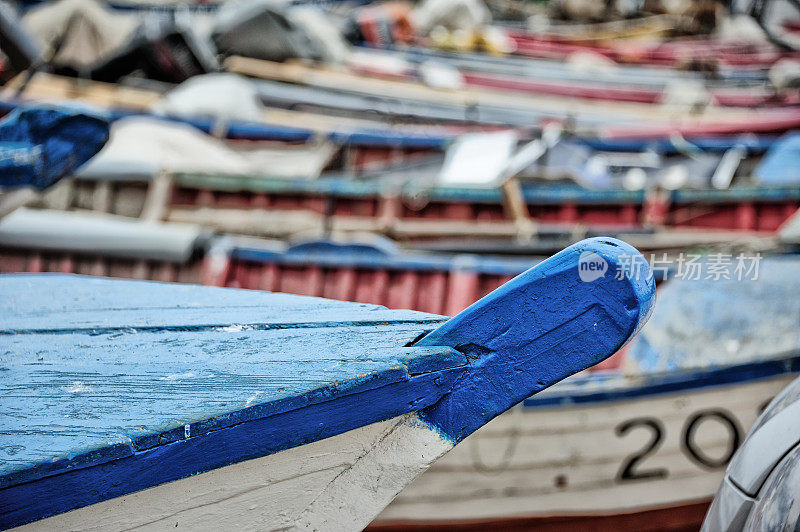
[0,237,654,529]
[417,237,655,443]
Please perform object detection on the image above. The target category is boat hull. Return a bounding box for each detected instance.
[377,374,794,525]
[11,414,451,532]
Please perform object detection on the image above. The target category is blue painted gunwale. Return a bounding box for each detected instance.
[0,237,655,528]
[0,99,448,149]
[0,98,782,153]
[229,238,669,281]
[414,238,655,441]
[526,353,800,408]
[171,172,800,206]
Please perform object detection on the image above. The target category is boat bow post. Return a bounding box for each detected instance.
[415,236,657,444]
[296,237,656,531]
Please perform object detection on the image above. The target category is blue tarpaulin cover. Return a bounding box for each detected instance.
[0,106,109,190]
[754,133,800,186]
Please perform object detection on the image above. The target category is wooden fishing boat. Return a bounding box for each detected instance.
[373,256,800,529]
[0,72,468,141]
[225,56,800,135]
[506,30,800,68]
[3,207,797,317]
[3,72,790,164]
[8,88,795,241]
[349,48,798,108]
[374,357,800,529]
[0,72,475,171]
[3,226,796,530]
[10,61,800,140]
[0,208,630,317]
[455,70,798,107]
[45,165,800,238]
[373,45,772,87]
[0,237,655,530]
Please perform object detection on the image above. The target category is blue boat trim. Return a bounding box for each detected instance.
[0,275,464,528]
[415,237,656,443]
[525,354,800,408]
[0,98,447,149]
[173,172,800,206]
[0,367,463,529]
[0,98,785,153]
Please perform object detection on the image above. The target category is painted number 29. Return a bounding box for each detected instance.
[616,409,743,482]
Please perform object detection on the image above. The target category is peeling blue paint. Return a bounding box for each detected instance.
[525,354,800,408]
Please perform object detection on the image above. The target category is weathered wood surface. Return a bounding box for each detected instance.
[0,274,460,528]
[0,237,655,529]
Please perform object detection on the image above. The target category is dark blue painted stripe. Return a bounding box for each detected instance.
[579,135,777,154]
[524,354,800,408]
[0,99,448,148]
[0,367,464,530]
[329,130,448,148]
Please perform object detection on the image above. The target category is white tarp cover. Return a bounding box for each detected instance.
[437,130,517,187]
[153,73,263,123]
[78,116,336,179]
